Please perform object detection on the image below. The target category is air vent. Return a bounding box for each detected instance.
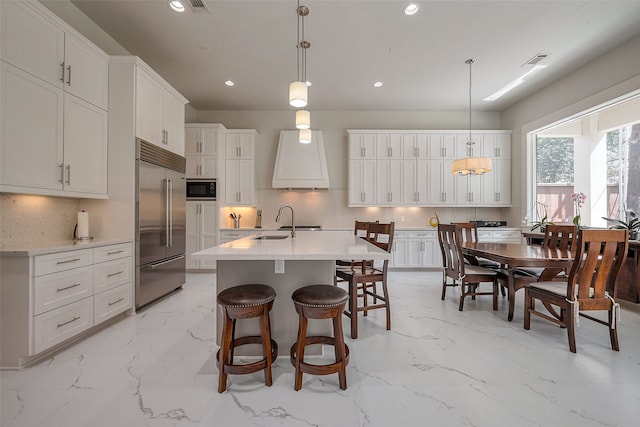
[188,0,211,13]
[522,53,548,67]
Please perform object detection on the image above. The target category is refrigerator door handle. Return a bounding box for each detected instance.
[168,178,173,247]
[150,255,185,269]
[165,178,170,248]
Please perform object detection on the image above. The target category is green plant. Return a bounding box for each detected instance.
[602,209,640,235]
[530,202,555,232]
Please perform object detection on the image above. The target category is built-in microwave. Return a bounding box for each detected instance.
[186,179,216,200]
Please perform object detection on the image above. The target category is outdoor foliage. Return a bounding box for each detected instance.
[536,138,574,184]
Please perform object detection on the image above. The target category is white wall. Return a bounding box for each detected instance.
[501,33,640,228]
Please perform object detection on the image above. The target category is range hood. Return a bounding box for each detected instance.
[272,130,330,189]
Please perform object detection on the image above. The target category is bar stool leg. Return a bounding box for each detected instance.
[333,314,347,390]
[218,313,233,393]
[294,312,308,391]
[259,307,273,387]
[349,276,358,339]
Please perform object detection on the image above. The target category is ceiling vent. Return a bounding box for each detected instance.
[188,0,211,14]
[522,53,548,67]
[272,131,330,189]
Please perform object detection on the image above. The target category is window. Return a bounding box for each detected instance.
[528,96,640,228]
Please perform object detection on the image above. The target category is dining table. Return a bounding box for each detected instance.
[460,241,574,321]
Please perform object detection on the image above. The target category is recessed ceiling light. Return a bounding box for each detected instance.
[404,3,420,16]
[224,80,235,87]
[373,82,383,88]
[169,1,185,13]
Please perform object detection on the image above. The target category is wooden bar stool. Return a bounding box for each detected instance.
[290,284,350,391]
[216,284,278,393]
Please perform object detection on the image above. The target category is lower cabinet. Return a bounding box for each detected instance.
[0,241,133,368]
[219,229,254,244]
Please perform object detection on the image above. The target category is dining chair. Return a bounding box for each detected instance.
[517,224,578,280]
[336,220,376,267]
[335,222,394,339]
[452,222,503,271]
[524,228,629,353]
[437,223,499,311]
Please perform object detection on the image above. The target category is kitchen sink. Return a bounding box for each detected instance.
[253,235,289,240]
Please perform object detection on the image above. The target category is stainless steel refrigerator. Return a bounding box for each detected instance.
[135,139,186,309]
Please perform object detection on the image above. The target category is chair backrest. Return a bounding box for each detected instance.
[542,224,578,252]
[438,223,465,279]
[452,222,479,243]
[367,222,394,253]
[354,220,377,239]
[567,229,629,303]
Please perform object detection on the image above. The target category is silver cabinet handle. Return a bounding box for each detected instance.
[107,250,124,255]
[59,163,64,183]
[56,283,81,292]
[107,270,124,277]
[66,65,71,85]
[65,164,71,185]
[57,316,80,328]
[150,255,185,269]
[108,297,125,307]
[57,258,81,265]
[60,62,65,82]
[166,130,169,144]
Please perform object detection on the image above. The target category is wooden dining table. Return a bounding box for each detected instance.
[460,241,574,321]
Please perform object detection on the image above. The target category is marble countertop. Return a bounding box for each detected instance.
[193,230,390,261]
[0,237,133,257]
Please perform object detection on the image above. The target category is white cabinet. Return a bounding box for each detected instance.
[0,241,133,368]
[224,130,256,206]
[186,156,218,179]
[0,0,108,198]
[391,230,441,269]
[135,66,187,155]
[219,229,254,244]
[349,159,376,206]
[186,201,218,269]
[375,159,403,205]
[185,124,223,179]
[348,130,511,207]
[477,228,522,244]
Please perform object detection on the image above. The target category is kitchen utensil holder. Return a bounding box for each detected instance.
[233,218,240,229]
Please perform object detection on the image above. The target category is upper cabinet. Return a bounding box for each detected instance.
[135,66,187,155]
[348,130,511,207]
[224,130,257,206]
[0,0,108,198]
[185,123,225,179]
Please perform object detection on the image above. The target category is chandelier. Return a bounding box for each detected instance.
[289,1,312,143]
[451,59,492,175]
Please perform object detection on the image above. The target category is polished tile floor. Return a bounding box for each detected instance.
[2,271,640,426]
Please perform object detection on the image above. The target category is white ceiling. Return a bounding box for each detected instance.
[67,0,640,112]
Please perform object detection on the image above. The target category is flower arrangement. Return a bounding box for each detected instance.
[571,192,587,227]
[530,202,554,232]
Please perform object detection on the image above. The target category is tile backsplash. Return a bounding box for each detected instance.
[0,194,80,246]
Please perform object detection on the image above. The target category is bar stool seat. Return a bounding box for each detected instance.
[290,284,350,391]
[216,284,278,393]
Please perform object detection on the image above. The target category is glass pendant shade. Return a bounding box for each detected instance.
[295,110,310,129]
[289,81,308,107]
[299,128,312,144]
[451,157,492,175]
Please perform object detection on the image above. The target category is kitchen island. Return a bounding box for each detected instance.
[193,230,390,354]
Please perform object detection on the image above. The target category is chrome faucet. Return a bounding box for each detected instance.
[275,205,295,238]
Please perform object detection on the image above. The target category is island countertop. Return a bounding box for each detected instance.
[192,230,390,261]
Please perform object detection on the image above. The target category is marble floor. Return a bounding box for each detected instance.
[2,271,640,427]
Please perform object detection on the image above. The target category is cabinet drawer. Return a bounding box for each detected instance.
[34,249,93,276]
[33,265,93,315]
[94,283,132,325]
[93,242,132,264]
[94,258,132,293]
[33,297,93,353]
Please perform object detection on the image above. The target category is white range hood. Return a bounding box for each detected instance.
[272,130,330,189]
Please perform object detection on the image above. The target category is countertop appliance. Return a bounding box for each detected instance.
[472,220,507,227]
[136,139,186,309]
[186,179,216,200]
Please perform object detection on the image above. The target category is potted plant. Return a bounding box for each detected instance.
[530,202,555,233]
[602,209,640,240]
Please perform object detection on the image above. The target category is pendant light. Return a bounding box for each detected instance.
[451,59,492,175]
[299,128,312,144]
[289,2,310,108]
[295,109,310,129]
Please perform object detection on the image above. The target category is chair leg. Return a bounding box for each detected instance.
[566,307,577,353]
[500,284,506,297]
[523,290,532,330]
[459,282,466,311]
[294,313,308,391]
[382,279,391,331]
[363,283,368,317]
[492,279,498,311]
[350,277,359,339]
[441,272,447,300]
[259,309,273,387]
[609,309,620,351]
